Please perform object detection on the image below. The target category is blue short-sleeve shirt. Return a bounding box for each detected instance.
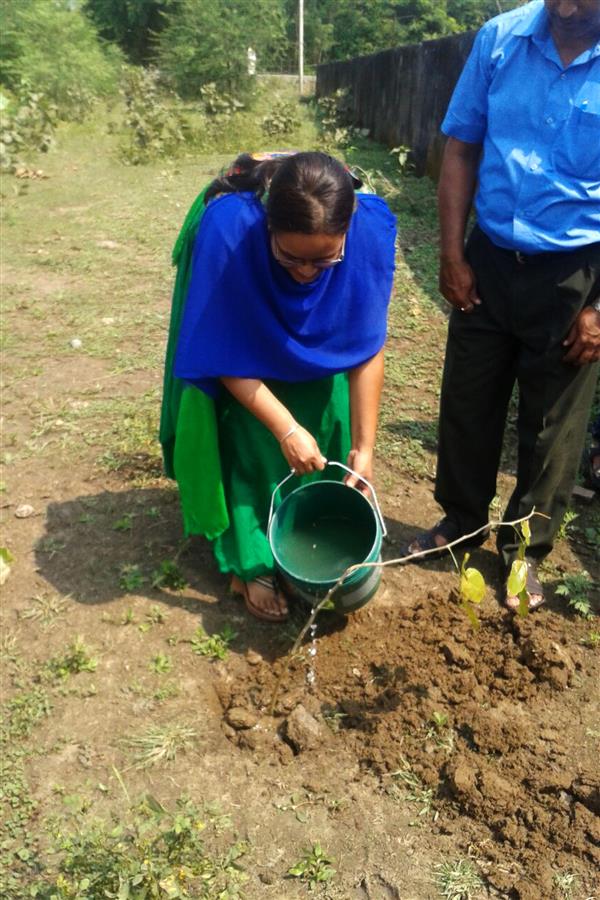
[442,0,600,253]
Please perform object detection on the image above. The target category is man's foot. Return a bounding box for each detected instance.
[401,518,488,562]
[230,574,289,622]
[504,558,545,612]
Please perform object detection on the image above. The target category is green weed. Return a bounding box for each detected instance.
[556,570,595,619]
[190,625,237,661]
[581,630,600,647]
[45,637,98,680]
[288,843,336,891]
[151,559,187,590]
[30,797,248,897]
[557,509,579,542]
[150,652,172,675]
[119,564,146,592]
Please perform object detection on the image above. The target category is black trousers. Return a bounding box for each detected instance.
[434,226,600,567]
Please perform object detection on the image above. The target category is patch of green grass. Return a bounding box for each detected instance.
[122,723,197,769]
[433,858,484,899]
[19,592,68,627]
[384,757,435,819]
[552,871,577,900]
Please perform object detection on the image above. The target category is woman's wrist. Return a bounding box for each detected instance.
[278,421,298,444]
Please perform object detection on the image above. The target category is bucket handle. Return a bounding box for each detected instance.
[267,461,387,538]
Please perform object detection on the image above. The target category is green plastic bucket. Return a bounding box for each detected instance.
[268,462,386,614]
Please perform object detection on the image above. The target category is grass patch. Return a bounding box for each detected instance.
[122,723,197,769]
[433,858,484,899]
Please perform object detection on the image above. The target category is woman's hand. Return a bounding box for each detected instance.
[344,447,373,495]
[280,425,326,474]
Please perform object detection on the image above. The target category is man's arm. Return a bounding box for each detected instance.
[438,137,482,314]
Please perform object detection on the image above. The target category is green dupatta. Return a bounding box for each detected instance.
[159,186,229,539]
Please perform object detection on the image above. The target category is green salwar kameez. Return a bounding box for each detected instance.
[213,375,351,580]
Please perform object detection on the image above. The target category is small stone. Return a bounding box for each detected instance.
[284,704,326,752]
[70,338,82,350]
[245,649,262,666]
[15,504,34,518]
[441,640,473,669]
[226,707,258,730]
[101,317,115,326]
[97,240,119,250]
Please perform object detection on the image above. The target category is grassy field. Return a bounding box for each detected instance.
[1,80,599,899]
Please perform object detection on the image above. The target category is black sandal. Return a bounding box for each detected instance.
[400,518,488,562]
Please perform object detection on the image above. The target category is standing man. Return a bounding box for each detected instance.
[404,0,600,610]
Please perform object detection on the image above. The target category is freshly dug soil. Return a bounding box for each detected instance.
[217,583,600,899]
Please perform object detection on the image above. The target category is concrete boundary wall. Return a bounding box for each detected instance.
[316,31,476,178]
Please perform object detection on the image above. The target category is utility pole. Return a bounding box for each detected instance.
[298,0,304,95]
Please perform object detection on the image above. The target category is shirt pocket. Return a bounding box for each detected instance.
[553,105,600,181]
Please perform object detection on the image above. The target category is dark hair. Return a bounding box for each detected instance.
[204,151,359,235]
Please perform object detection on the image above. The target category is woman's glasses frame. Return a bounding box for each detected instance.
[270,233,346,270]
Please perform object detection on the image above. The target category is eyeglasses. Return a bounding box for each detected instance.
[270,234,346,270]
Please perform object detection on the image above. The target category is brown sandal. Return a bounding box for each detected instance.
[230,575,289,623]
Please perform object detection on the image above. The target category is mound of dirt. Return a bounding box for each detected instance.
[217,589,599,898]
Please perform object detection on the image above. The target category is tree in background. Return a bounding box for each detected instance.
[283,0,528,68]
[157,0,287,97]
[0,0,122,115]
[83,0,176,65]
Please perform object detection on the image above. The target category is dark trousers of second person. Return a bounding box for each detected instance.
[435,226,600,569]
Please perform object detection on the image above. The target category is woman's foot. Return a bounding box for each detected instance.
[504,558,545,612]
[230,574,289,622]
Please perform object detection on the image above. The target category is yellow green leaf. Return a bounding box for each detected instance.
[459,566,486,604]
[507,559,528,597]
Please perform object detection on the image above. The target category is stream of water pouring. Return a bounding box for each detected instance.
[305,613,318,687]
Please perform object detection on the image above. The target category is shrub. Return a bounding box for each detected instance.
[0,87,57,172]
[118,67,192,165]
[0,0,122,119]
[261,100,300,137]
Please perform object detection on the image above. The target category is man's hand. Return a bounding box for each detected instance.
[439,256,482,313]
[563,306,600,366]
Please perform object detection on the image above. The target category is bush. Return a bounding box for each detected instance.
[0,0,122,120]
[118,67,192,165]
[0,87,57,172]
[261,100,300,137]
